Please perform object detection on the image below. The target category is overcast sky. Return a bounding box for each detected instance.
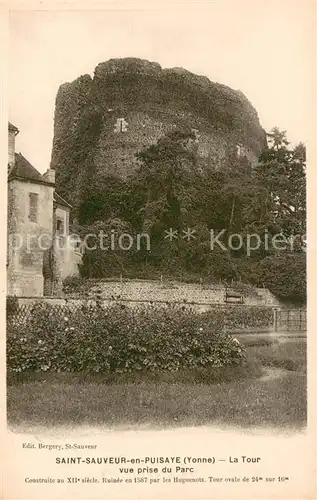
[9,1,314,173]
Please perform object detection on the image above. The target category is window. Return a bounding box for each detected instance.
[28,193,39,222]
[191,128,200,143]
[236,144,247,158]
[114,118,128,133]
[56,218,64,235]
[74,240,83,254]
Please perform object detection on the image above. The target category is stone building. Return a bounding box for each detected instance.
[51,59,266,198]
[7,122,81,297]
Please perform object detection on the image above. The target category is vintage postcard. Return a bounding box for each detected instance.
[1,1,316,498]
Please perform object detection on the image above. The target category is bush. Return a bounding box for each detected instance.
[257,253,306,302]
[214,306,273,330]
[7,303,246,374]
[62,276,87,295]
[6,296,19,319]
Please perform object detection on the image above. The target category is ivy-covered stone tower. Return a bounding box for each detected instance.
[50,57,266,205]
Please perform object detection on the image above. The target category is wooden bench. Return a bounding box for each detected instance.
[224,288,244,304]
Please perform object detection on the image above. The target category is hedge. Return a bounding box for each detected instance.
[7,303,249,374]
[220,306,273,330]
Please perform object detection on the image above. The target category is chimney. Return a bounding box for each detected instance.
[42,168,55,185]
[8,122,19,167]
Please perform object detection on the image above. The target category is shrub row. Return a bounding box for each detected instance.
[220,306,273,330]
[7,303,250,374]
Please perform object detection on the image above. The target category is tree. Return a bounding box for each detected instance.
[266,127,290,150]
[257,252,306,302]
[68,124,306,301]
[254,128,306,238]
[134,130,202,237]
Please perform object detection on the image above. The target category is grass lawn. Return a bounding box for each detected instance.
[7,339,306,431]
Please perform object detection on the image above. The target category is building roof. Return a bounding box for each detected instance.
[8,122,19,134]
[8,153,45,183]
[8,151,72,207]
[54,191,72,209]
[8,153,56,188]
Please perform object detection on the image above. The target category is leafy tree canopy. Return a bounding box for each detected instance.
[68,127,306,302]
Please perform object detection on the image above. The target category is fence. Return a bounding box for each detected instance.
[7,296,275,330]
[274,308,307,332]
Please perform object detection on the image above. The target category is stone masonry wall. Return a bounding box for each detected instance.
[7,179,54,296]
[86,280,286,308]
[51,58,267,197]
[14,279,293,309]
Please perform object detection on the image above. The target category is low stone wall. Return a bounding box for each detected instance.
[85,280,286,308]
[15,280,300,310]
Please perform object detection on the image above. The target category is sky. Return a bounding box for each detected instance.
[8,1,314,173]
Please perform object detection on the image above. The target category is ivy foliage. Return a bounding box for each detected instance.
[57,125,306,302]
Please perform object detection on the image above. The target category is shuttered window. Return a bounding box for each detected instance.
[29,193,39,222]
